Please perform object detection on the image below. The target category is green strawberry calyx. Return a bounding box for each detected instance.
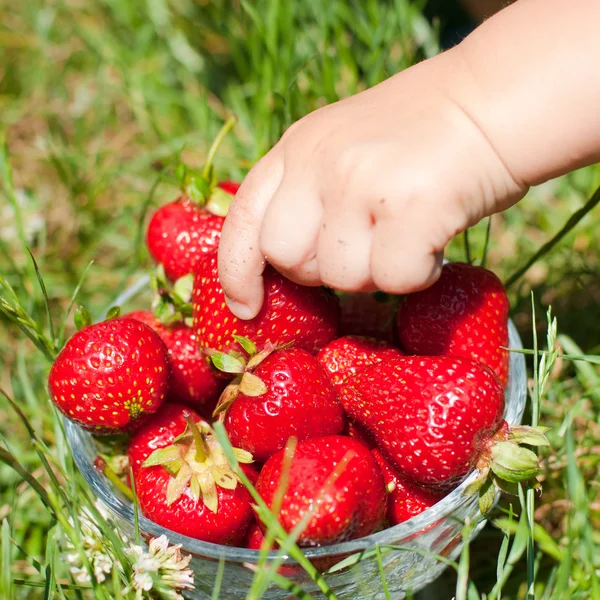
[176,115,237,215]
[207,336,291,418]
[464,422,550,514]
[150,265,194,326]
[141,416,253,513]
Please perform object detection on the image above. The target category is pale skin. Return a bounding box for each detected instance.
[218,0,600,320]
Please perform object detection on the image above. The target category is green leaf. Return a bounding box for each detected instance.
[167,462,193,505]
[175,162,186,185]
[233,335,258,357]
[74,306,92,331]
[142,445,182,467]
[153,298,179,325]
[173,273,194,303]
[210,352,246,374]
[478,478,496,514]
[463,471,488,496]
[239,373,268,396]
[509,425,551,447]
[105,306,121,320]
[206,187,234,217]
[186,175,210,204]
[490,442,540,483]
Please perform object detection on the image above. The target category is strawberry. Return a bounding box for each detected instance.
[211,341,345,462]
[217,180,241,196]
[341,356,548,510]
[127,310,225,418]
[256,436,387,547]
[345,420,377,449]
[371,449,441,525]
[339,292,397,343]
[128,402,204,478]
[244,522,267,550]
[134,414,257,545]
[49,317,170,433]
[341,355,505,488]
[146,118,239,281]
[193,250,340,355]
[316,335,404,393]
[396,262,510,385]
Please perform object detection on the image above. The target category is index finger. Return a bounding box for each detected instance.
[218,148,284,320]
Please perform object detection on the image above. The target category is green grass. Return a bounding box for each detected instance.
[1,0,599,598]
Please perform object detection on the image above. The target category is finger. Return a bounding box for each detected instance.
[218,149,284,320]
[316,208,375,292]
[370,218,444,294]
[275,256,322,287]
[258,176,323,282]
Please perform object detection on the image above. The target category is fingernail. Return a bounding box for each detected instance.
[225,296,256,320]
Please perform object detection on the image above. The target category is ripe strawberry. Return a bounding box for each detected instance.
[146,181,237,282]
[146,118,239,281]
[339,292,397,343]
[128,403,204,478]
[244,522,267,550]
[396,262,510,385]
[340,355,505,488]
[213,343,345,462]
[341,355,549,511]
[371,449,441,525]
[193,250,340,355]
[345,420,377,449]
[49,317,170,433]
[135,415,257,545]
[316,335,404,393]
[217,180,241,196]
[127,311,225,418]
[256,436,387,547]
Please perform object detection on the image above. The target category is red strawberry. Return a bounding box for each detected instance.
[128,403,204,478]
[146,118,239,281]
[135,416,257,545]
[127,311,225,418]
[193,250,340,355]
[49,317,170,433]
[345,421,377,449]
[217,345,345,462]
[371,449,441,525]
[396,262,510,385]
[244,522,267,550]
[256,436,386,547]
[340,355,506,489]
[316,335,404,393]
[339,293,397,343]
[217,180,241,196]
[146,180,237,282]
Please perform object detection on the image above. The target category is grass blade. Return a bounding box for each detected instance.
[26,248,56,347]
[211,556,225,600]
[375,544,392,600]
[1,520,13,600]
[58,260,94,346]
[505,185,600,288]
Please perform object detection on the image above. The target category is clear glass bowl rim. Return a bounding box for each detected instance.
[66,299,527,565]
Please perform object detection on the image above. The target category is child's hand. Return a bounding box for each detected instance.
[218,51,525,319]
[218,0,600,320]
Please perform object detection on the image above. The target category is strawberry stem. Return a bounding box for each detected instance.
[201,115,237,180]
[185,415,207,463]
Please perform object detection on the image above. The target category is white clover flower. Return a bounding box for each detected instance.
[62,504,194,598]
[62,501,118,585]
[126,535,194,599]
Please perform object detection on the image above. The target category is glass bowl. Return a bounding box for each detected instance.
[66,293,527,600]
